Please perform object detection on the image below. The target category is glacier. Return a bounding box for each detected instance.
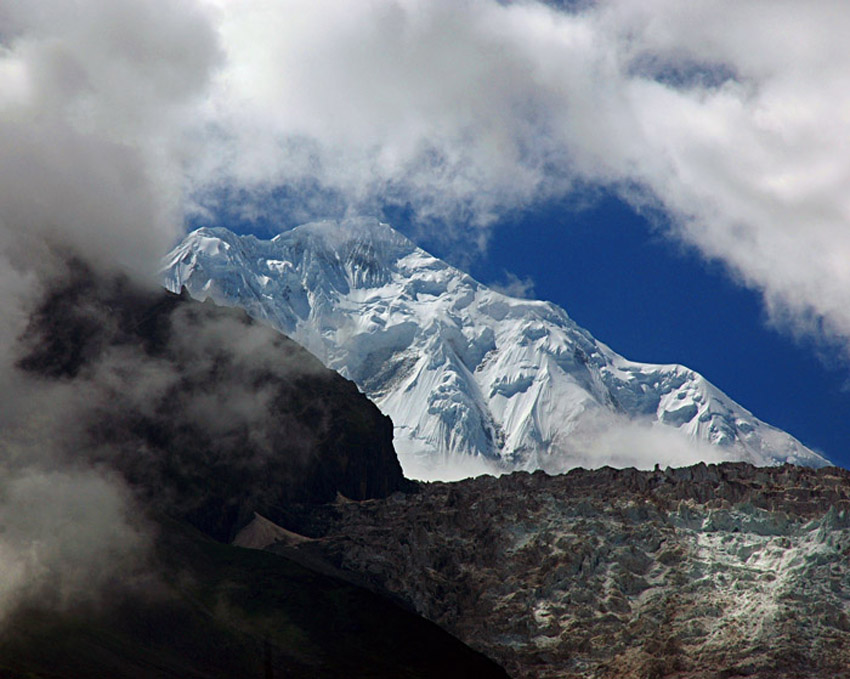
[162,218,829,480]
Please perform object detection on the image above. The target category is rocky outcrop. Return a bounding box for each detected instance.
[277,463,850,678]
[16,261,411,541]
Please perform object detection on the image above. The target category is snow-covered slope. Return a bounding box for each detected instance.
[162,218,828,479]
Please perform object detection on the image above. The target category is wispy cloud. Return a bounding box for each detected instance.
[489,271,537,300]
[0,468,148,625]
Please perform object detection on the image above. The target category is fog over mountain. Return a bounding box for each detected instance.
[0,0,222,627]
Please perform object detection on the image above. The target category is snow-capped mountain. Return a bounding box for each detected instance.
[162,218,828,479]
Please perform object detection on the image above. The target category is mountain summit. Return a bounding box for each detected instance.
[163,218,828,479]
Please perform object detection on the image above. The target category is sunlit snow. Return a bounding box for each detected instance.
[163,218,828,480]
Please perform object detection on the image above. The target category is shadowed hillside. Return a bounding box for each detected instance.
[17,261,413,541]
[2,263,504,678]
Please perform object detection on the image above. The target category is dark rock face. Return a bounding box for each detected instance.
[17,261,411,541]
[279,463,850,678]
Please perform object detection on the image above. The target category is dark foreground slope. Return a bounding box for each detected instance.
[0,518,507,679]
[277,463,850,679]
[3,264,505,679]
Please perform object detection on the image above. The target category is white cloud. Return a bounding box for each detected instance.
[490,271,537,299]
[187,0,850,355]
[8,0,848,353]
[0,0,220,279]
[597,0,850,348]
[195,0,587,227]
[4,0,850,351]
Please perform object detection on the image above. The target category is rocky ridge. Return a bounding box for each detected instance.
[273,463,850,678]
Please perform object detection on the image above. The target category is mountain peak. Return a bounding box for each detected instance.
[284,217,413,249]
[163,222,829,480]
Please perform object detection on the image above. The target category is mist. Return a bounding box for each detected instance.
[0,467,149,626]
[543,414,733,474]
[0,0,220,624]
[403,411,732,483]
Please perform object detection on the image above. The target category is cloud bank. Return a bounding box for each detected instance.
[186,0,850,355]
[4,0,850,350]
